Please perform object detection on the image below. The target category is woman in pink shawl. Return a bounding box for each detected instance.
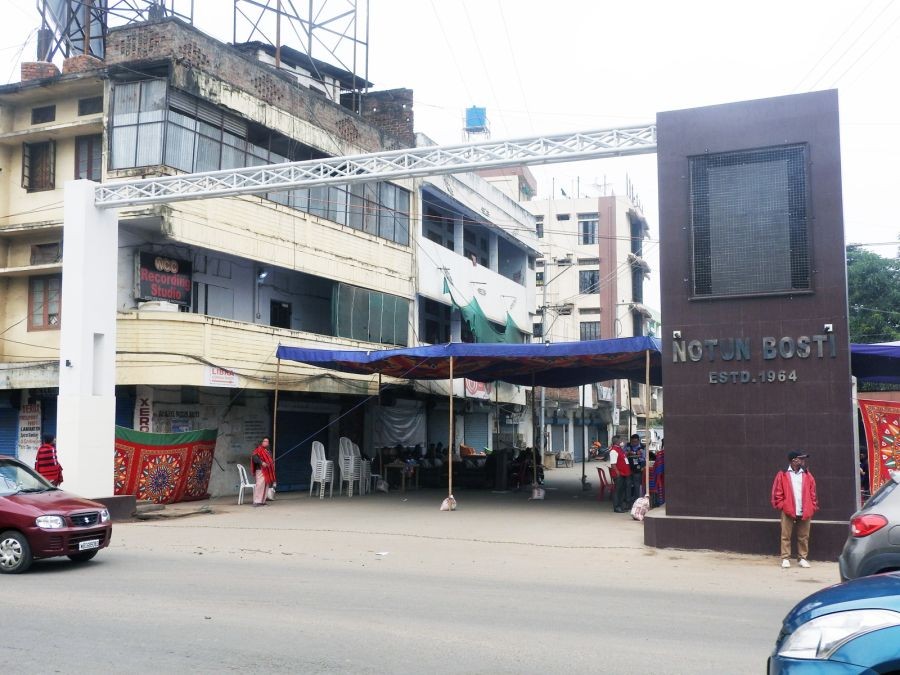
[250,437,276,506]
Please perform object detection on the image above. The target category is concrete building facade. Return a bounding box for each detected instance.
[0,17,535,497]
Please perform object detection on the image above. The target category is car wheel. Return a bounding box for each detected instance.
[0,530,33,574]
[67,550,99,563]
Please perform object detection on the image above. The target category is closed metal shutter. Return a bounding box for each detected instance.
[573,423,586,462]
[41,396,57,440]
[0,409,19,456]
[464,413,489,451]
[550,425,564,455]
[116,395,136,429]
[272,411,331,492]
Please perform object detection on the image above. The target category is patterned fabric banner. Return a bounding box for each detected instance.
[114,426,217,504]
[859,398,900,495]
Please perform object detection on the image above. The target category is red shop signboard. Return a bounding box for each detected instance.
[135,252,192,306]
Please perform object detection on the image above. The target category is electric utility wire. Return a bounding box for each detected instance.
[497,0,535,135]
[792,0,876,92]
[806,1,893,91]
[828,9,900,87]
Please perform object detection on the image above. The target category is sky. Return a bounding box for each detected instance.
[1,0,896,311]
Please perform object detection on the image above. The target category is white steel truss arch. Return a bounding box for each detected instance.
[93,124,656,208]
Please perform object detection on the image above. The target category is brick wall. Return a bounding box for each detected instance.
[344,89,415,148]
[104,19,413,153]
[62,54,104,75]
[21,62,60,81]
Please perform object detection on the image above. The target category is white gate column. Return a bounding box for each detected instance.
[56,180,119,497]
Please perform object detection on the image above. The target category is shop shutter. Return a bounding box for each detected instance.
[0,409,19,456]
[573,423,586,462]
[41,396,57,440]
[116,395,136,429]
[464,413,489,451]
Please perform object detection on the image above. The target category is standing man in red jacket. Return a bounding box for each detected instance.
[608,436,632,513]
[771,450,818,569]
[34,434,63,486]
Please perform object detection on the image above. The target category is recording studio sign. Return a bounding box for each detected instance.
[135,252,192,305]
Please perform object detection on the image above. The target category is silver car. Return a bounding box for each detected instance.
[839,471,900,580]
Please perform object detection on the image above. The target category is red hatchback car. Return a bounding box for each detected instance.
[0,456,112,574]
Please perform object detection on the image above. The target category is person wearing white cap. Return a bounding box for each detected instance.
[771,450,819,568]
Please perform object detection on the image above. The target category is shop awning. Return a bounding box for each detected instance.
[851,342,900,384]
[276,336,662,388]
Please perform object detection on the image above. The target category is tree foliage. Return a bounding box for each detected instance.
[847,246,900,344]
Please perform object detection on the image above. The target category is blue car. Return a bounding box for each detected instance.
[769,572,900,673]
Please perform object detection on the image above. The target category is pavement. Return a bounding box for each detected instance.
[52,460,840,673]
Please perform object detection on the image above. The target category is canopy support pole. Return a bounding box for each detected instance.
[448,356,454,500]
[645,349,651,501]
[581,384,588,488]
[272,356,282,466]
[532,372,537,488]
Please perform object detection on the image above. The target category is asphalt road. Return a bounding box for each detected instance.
[1,469,840,674]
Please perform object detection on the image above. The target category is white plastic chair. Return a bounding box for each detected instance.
[236,464,255,505]
[339,437,361,497]
[309,441,334,499]
[352,443,371,495]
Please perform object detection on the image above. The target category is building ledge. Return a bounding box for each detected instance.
[0,114,103,146]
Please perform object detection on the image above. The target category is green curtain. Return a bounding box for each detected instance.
[443,278,522,344]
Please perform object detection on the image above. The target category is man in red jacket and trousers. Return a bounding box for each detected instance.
[771,450,818,569]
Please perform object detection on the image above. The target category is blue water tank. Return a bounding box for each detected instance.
[465,106,488,132]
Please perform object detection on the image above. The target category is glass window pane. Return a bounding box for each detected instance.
[165,123,195,171]
[368,292,384,343]
[351,287,368,341]
[140,80,167,123]
[110,125,137,169]
[195,135,221,172]
[135,122,164,166]
[309,186,328,217]
[113,83,140,126]
[31,279,44,326]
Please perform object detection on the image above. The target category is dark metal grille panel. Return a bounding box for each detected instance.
[689,144,810,298]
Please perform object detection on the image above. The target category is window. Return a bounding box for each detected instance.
[578,257,600,265]
[31,105,56,124]
[580,321,601,341]
[75,134,102,180]
[535,271,544,286]
[533,322,543,339]
[110,79,166,168]
[30,243,61,265]
[556,213,570,221]
[579,213,599,245]
[22,141,55,192]
[270,300,292,329]
[334,284,410,346]
[110,80,411,245]
[689,144,810,298]
[28,276,61,330]
[579,269,599,294]
[535,216,544,238]
[78,97,103,116]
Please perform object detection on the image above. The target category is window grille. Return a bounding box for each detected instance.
[689,144,810,298]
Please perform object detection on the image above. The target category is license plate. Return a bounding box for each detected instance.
[78,539,100,551]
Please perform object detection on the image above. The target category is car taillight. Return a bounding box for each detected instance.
[850,514,888,537]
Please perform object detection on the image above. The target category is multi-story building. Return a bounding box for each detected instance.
[524,192,661,457]
[480,163,663,459]
[0,16,536,496]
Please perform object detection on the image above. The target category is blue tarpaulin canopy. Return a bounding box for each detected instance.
[276,336,662,388]
[851,342,900,384]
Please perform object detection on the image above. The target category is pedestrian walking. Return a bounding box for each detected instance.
[34,434,63,486]
[771,450,818,568]
[251,437,276,506]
